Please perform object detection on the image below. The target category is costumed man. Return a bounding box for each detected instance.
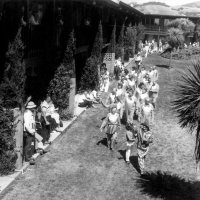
[137,123,153,175]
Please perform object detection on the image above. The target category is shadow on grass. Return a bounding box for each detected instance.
[156,64,170,69]
[96,137,107,147]
[118,150,140,173]
[136,170,200,200]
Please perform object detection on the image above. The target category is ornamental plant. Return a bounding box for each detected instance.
[80,21,103,90]
[48,30,75,119]
[0,27,25,174]
[116,23,125,59]
[107,22,116,53]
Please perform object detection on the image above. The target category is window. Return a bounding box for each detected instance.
[154,18,159,25]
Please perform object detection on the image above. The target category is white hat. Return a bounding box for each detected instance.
[26,101,36,109]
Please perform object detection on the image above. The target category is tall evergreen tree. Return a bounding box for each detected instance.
[0,27,25,173]
[80,21,103,90]
[136,23,145,53]
[107,22,116,53]
[116,23,125,59]
[0,27,26,108]
[48,30,76,118]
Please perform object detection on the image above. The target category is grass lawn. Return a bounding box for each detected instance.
[0,54,200,200]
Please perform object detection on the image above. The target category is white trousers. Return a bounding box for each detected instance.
[126,141,135,162]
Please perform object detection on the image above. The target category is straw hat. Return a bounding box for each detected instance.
[26,101,36,109]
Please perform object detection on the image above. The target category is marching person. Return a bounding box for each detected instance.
[137,123,153,175]
[152,66,158,82]
[140,98,154,129]
[102,64,110,92]
[125,89,137,124]
[100,105,121,150]
[125,123,138,164]
[149,81,159,108]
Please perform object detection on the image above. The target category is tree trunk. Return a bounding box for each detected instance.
[121,47,124,63]
[197,161,200,180]
[69,75,76,116]
[169,51,172,68]
[13,108,24,170]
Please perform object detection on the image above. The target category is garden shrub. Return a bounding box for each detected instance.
[0,106,17,175]
[161,47,200,60]
[48,30,75,119]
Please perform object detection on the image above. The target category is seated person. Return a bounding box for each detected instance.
[35,107,51,145]
[41,96,62,132]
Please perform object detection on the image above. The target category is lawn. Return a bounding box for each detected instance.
[0,54,200,200]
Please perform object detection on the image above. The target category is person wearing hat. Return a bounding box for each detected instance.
[100,105,121,150]
[125,123,138,164]
[137,123,153,175]
[24,101,37,164]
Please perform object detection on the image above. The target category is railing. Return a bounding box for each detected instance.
[144,25,167,33]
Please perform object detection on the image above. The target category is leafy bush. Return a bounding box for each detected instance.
[80,21,103,90]
[0,27,26,109]
[80,56,99,90]
[0,106,17,175]
[161,47,200,60]
[0,27,25,175]
[48,30,75,114]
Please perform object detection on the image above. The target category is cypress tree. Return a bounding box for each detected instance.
[0,27,25,174]
[48,30,76,119]
[80,21,103,90]
[107,22,116,53]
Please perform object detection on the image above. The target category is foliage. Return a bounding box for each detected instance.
[193,19,200,43]
[167,28,184,49]
[172,59,200,162]
[161,47,200,60]
[80,56,99,91]
[0,105,17,175]
[136,23,145,53]
[107,22,116,53]
[48,30,75,114]
[115,23,125,59]
[124,24,137,57]
[0,27,25,175]
[166,18,195,33]
[80,21,103,90]
[0,27,26,109]
[91,20,103,64]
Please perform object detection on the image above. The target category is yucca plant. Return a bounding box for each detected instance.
[172,59,200,179]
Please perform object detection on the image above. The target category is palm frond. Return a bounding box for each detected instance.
[172,59,200,162]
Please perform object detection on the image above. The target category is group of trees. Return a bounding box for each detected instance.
[115,23,144,62]
[167,18,195,50]
[0,19,144,174]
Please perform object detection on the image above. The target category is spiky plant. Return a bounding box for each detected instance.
[172,59,200,177]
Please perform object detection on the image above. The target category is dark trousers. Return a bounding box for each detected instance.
[23,133,34,161]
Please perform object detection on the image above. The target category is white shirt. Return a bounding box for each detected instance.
[24,109,35,134]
